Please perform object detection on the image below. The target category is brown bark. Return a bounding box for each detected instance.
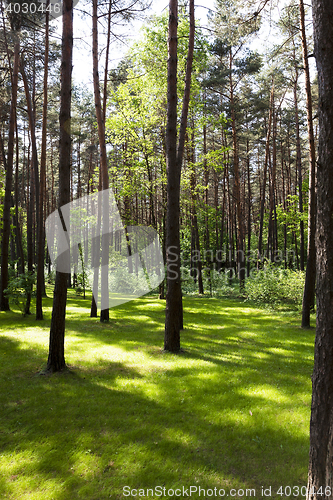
[46,0,73,373]
[21,62,40,315]
[93,0,109,322]
[258,83,274,266]
[189,129,204,295]
[229,47,245,288]
[36,5,49,320]
[164,0,181,351]
[293,69,305,271]
[300,0,316,328]
[246,139,252,277]
[14,122,24,274]
[164,0,194,351]
[307,0,333,496]
[0,40,20,311]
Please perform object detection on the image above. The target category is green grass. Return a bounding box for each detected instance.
[0,291,314,499]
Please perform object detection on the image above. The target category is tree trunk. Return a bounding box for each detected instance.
[14,122,24,274]
[93,0,110,322]
[300,0,316,328]
[164,0,194,350]
[307,1,333,495]
[46,0,73,373]
[21,62,40,315]
[189,137,204,295]
[293,70,305,271]
[258,83,274,267]
[36,4,49,320]
[164,0,181,351]
[246,139,252,277]
[229,48,245,289]
[0,40,20,311]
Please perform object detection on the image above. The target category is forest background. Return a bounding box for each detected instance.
[1,0,331,496]
[0,0,316,321]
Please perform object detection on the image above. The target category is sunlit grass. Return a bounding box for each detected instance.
[0,291,314,499]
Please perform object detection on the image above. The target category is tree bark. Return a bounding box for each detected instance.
[21,62,40,315]
[164,0,181,351]
[307,0,333,496]
[36,4,49,315]
[164,0,194,351]
[0,40,20,311]
[258,83,274,267]
[93,0,110,322]
[293,69,305,271]
[229,48,245,289]
[300,0,316,328]
[46,0,73,373]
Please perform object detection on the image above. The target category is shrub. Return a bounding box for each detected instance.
[244,262,305,309]
[4,271,36,315]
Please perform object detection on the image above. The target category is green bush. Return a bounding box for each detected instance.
[244,262,305,309]
[4,271,36,314]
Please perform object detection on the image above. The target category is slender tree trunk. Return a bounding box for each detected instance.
[14,122,24,274]
[258,84,274,266]
[300,0,316,328]
[46,0,73,373]
[246,139,252,277]
[36,4,49,320]
[229,48,245,289]
[21,63,40,315]
[164,0,194,350]
[0,40,20,311]
[164,0,181,351]
[189,135,204,295]
[293,70,305,271]
[93,0,109,322]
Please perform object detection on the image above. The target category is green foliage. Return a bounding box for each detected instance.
[75,244,89,297]
[275,195,307,235]
[244,261,305,309]
[4,271,35,315]
[106,10,210,210]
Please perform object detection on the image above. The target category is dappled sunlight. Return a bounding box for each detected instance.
[0,296,313,498]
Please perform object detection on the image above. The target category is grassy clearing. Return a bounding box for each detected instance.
[0,292,314,499]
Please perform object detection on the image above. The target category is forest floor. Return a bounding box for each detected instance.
[0,292,314,499]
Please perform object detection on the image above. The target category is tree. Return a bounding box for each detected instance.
[46,0,73,373]
[0,35,19,311]
[307,0,333,496]
[210,0,261,288]
[164,0,195,352]
[92,0,110,322]
[300,0,316,329]
[36,2,50,320]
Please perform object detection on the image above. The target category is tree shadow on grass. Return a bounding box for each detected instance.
[0,297,312,499]
[0,335,310,500]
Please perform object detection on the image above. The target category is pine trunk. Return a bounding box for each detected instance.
[93,0,109,322]
[36,7,49,319]
[0,40,19,311]
[164,0,181,351]
[300,0,316,328]
[46,0,73,373]
[307,0,333,495]
[258,84,274,266]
